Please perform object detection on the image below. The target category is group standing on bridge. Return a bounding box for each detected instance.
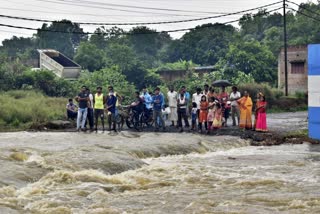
[66,84,268,133]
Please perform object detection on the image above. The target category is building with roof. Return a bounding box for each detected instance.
[157,66,215,82]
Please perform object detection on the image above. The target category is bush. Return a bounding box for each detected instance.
[238,83,283,108]
[0,90,66,130]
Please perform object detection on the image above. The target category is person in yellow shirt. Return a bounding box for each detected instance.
[93,86,105,132]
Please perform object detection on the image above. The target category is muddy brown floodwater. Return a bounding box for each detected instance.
[1,112,319,214]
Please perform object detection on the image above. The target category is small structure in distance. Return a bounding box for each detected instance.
[278,45,307,94]
[37,49,81,80]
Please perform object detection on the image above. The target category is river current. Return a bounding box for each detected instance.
[0,130,319,213]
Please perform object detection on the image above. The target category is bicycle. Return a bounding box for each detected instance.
[140,108,154,129]
[124,106,143,131]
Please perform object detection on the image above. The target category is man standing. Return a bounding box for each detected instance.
[167,86,178,127]
[93,86,105,132]
[229,86,241,126]
[181,86,191,122]
[192,87,203,117]
[152,87,166,131]
[141,86,152,120]
[108,86,122,115]
[181,86,191,102]
[106,90,117,131]
[85,88,94,131]
[177,90,190,132]
[203,84,209,97]
[75,86,89,132]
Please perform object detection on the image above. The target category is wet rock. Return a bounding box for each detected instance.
[46,120,73,130]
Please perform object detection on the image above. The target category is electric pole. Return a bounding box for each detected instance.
[283,0,288,96]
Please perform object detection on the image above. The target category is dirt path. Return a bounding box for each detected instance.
[267,111,307,133]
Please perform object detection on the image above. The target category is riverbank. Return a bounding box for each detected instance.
[31,111,320,146]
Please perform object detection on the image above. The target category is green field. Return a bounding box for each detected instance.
[0,90,66,131]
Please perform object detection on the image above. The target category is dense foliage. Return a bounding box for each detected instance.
[0,2,319,96]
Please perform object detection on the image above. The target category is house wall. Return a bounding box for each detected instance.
[278,45,308,94]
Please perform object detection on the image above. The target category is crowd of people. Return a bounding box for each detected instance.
[66,84,268,133]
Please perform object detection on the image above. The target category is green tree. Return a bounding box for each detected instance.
[165,23,236,65]
[1,36,36,58]
[287,3,320,45]
[128,26,171,67]
[74,42,105,72]
[76,67,136,101]
[239,10,282,41]
[219,39,276,83]
[104,43,154,89]
[36,20,88,58]
[90,26,126,50]
[262,26,282,57]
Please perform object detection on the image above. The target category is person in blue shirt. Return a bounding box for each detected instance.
[152,87,166,131]
[141,86,153,120]
[106,91,117,132]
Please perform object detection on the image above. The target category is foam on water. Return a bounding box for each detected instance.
[0,132,319,213]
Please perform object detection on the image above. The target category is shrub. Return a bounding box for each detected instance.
[238,83,283,108]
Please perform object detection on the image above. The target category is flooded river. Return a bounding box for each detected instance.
[0,124,319,214]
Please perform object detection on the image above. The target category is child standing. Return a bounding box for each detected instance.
[191,102,197,131]
[207,97,215,133]
[213,102,222,129]
[198,95,208,133]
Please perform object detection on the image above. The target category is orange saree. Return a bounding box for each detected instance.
[238,96,253,129]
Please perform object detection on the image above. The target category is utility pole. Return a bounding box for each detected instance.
[283,0,288,96]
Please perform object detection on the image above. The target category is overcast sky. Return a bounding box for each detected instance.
[0,0,315,44]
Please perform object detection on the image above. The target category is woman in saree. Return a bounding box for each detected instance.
[237,91,253,129]
[255,93,268,132]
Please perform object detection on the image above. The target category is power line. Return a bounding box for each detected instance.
[0,6,206,18]
[288,7,320,22]
[0,7,283,35]
[0,1,282,26]
[47,0,228,15]
[28,0,214,16]
[286,0,320,17]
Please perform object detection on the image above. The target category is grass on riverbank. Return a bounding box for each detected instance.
[0,90,66,131]
[267,106,308,114]
[285,129,308,138]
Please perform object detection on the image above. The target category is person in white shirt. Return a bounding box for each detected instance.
[229,86,241,126]
[192,88,203,119]
[203,84,209,97]
[167,86,178,126]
